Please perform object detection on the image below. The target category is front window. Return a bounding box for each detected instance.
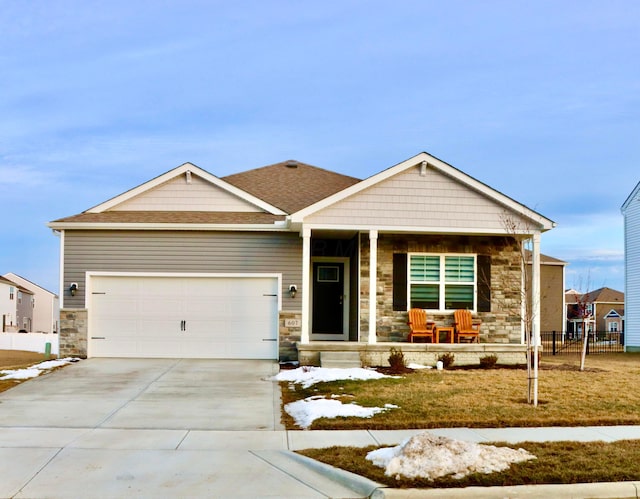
[409,254,476,310]
[609,321,618,332]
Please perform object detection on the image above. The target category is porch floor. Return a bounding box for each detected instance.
[296,341,528,367]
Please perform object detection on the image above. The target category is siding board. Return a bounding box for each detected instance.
[306,166,534,230]
[112,174,261,212]
[63,230,302,310]
[625,194,640,347]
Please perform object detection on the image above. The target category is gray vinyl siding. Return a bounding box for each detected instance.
[625,194,640,347]
[63,230,303,310]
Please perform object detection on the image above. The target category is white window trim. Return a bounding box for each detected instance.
[408,253,477,312]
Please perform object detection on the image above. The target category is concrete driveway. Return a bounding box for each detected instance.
[0,358,378,498]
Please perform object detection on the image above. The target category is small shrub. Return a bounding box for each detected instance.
[388,347,407,373]
[479,354,498,369]
[437,353,455,369]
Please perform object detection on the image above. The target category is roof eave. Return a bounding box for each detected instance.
[47,221,291,231]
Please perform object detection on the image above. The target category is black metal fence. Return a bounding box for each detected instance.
[540,330,624,356]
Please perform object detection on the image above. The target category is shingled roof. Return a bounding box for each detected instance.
[50,211,285,225]
[222,160,361,214]
[581,287,624,304]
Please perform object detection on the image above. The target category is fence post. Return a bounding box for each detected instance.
[552,331,556,355]
[586,333,590,355]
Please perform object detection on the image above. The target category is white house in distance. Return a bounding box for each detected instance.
[0,276,17,331]
[622,181,640,351]
[2,273,59,334]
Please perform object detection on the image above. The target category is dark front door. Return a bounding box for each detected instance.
[312,262,344,336]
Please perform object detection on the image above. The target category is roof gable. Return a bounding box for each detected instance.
[87,163,286,215]
[622,180,640,213]
[223,160,361,214]
[292,152,555,233]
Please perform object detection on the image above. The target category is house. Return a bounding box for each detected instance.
[566,287,624,338]
[0,276,34,332]
[622,181,640,351]
[525,251,567,333]
[0,276,17,332]
[48,152,556,363]
[2,273,59,334]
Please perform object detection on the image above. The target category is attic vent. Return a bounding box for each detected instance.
[420,161,427,176]
[186,170,192,184]
[285,160,298,168]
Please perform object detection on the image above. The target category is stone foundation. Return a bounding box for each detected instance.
[59,309,88,358]
[297,341,528,367]
[279,310,302,361]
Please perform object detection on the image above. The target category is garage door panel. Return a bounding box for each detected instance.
[89,276,278,359]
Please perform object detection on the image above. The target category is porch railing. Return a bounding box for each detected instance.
[540,330,624,356]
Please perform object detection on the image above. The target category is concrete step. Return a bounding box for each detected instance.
[320,351,362,368]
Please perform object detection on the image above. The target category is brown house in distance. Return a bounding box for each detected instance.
[526,251,567,333]
[566,287,625,337]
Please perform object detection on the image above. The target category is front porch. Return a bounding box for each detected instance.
[297,341,528,367]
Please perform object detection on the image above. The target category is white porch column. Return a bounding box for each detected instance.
[532,232,541,406]
[300,227,311,344]
[368,230,378,344]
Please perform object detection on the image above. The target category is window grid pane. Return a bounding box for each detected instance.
[410,255,439,282]
[410,284,439,309]
[444,256,474,282]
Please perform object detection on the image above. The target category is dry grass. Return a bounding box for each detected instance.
[280,353,640,430]
[0,349,55,394]
[289,354,640,488]
[299,439,640,488]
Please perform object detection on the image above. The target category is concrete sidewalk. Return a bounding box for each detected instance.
[2,425,640,498]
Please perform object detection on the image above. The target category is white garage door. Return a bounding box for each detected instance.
[89,275,279,359]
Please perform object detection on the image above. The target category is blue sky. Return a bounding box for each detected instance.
[1,0,638,295]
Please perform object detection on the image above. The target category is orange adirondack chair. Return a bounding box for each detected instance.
[453,309,481,343]
[408,308,437,343]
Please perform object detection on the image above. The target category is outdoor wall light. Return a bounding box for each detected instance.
[288,284,297,299]
[69,282,78,296]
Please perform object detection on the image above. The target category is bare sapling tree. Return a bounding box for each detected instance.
[568,273,593,371]
[499,212,540,406]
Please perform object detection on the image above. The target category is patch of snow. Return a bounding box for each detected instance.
[272,366,397,389]
[367,432,536,480]
[285,395,398,429]
[0,358,81,381]
[407,363,432,370]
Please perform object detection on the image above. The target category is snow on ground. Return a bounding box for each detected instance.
[273,366,401,429]
[0,358,80,380]
[285,396,398,429]
[367,432,536,480]
[273,365,398,389]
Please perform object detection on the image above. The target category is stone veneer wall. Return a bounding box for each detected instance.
[59,309,88,358]
[360,234,523,344]
[279,310,302,361]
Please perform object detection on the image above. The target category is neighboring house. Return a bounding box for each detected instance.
[0,276,34,332]
[566,287,624,338]
[0,276,17,332]
[525,251,567,333]
[48,152,556,361]
[622,181,640,351]
[15,286,34,331]
[2,273,59,334]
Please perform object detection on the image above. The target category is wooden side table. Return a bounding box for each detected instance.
[436,327,455,343]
